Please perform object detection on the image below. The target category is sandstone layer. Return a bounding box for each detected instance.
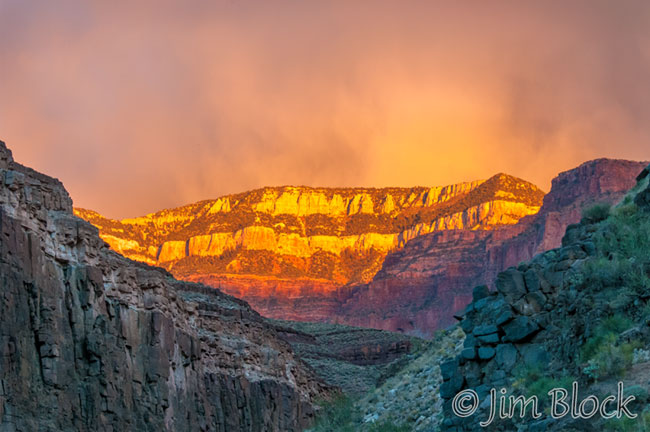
[77,175,544,322]
[0,141,328,432]
[339,159,647,337]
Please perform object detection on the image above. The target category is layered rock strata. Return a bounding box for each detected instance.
[0,141,328,432]
[77,175,544,322]
[76,177,542,268]
[339,159,647,336]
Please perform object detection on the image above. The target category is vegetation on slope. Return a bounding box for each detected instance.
[440,165,650,431]
[272,320,420,395]
[307,327,464,432]
[507,198,650,431]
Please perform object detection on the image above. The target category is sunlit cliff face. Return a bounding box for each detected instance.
[75,174,545,322]
[75,174,544,284]
[2,1,650,218]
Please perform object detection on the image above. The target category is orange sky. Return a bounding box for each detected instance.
[1,1,649,219]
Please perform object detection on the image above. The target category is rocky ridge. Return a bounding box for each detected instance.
[440,162,650,431]
[338,159,647,337]
[76,175,543,322]
[76,176,542,269]
[0,141,329,431]
[272,320,416,396]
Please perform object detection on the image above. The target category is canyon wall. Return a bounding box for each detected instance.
[0,141,328,431]
[440,162,650,431]
[77,174,544,322]
[339,159,648,336]
[77,156,645,337]
[77,176,543,267]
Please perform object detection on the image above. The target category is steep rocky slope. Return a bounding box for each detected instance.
[339,159,647,336]
[312,162,650,432]
[440,163,650,431]
[306,327,465,432]
[77,175,544,321]
[273,320,416,396]
[0,141,329,431]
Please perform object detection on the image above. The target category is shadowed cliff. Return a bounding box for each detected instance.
[0,140,330,432]
[440,162,650,431]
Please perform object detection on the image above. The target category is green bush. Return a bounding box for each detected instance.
[603,407,650,432]
[580,315,640,380]
[613,202,639,218]
[311,395,360,432]
[582,335,639,380]
[310,395,411,432]
[366,422,411,432]
[513,367,578,403]
[582,202,612,223]
[581,207,650,297]
[580,316,632,360]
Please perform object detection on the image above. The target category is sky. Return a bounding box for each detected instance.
[1,1,649,219]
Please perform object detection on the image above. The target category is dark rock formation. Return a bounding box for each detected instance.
[0,141,329,431]
[440,162,650,431]
[272,320,415,395]
[338,159,647,337]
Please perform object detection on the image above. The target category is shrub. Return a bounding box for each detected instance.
[582,335,638,380]
[311,394,360,432]
[579,315,640,380]
[581,207,650,298]
[613,202,639,218]
[582,202,612,224]
[580,315,632,360]
[366,422,411,432]
[310,395,411,432]
[603,407,650,432]
[513,366,577,404]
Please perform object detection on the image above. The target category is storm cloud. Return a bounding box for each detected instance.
[1,0,649,218]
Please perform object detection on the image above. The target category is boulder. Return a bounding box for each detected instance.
[496,269,527,301]
[472,285,490,301]
[473,324,499,336]
[478,347,496,360]
[502,316,539,342]
[495,344,519,370]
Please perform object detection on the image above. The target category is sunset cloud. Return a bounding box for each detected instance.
[1,0,649,218]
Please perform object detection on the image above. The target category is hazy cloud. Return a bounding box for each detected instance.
[1,0,649,218]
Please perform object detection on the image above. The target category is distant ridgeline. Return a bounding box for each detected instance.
[336,159,648,336]
[76,174,544,321]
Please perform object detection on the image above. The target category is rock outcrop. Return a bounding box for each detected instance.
[185,274,352,322]
[272,320,416,395]
[77,175,544,323]
[339,159,647,337]
[440,162,650,431]
[0,141,329,431]
[77,178,542,268]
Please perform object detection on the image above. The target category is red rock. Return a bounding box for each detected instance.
[78,173,545,324]
[336,159,647,337]
[186,274,354,322]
